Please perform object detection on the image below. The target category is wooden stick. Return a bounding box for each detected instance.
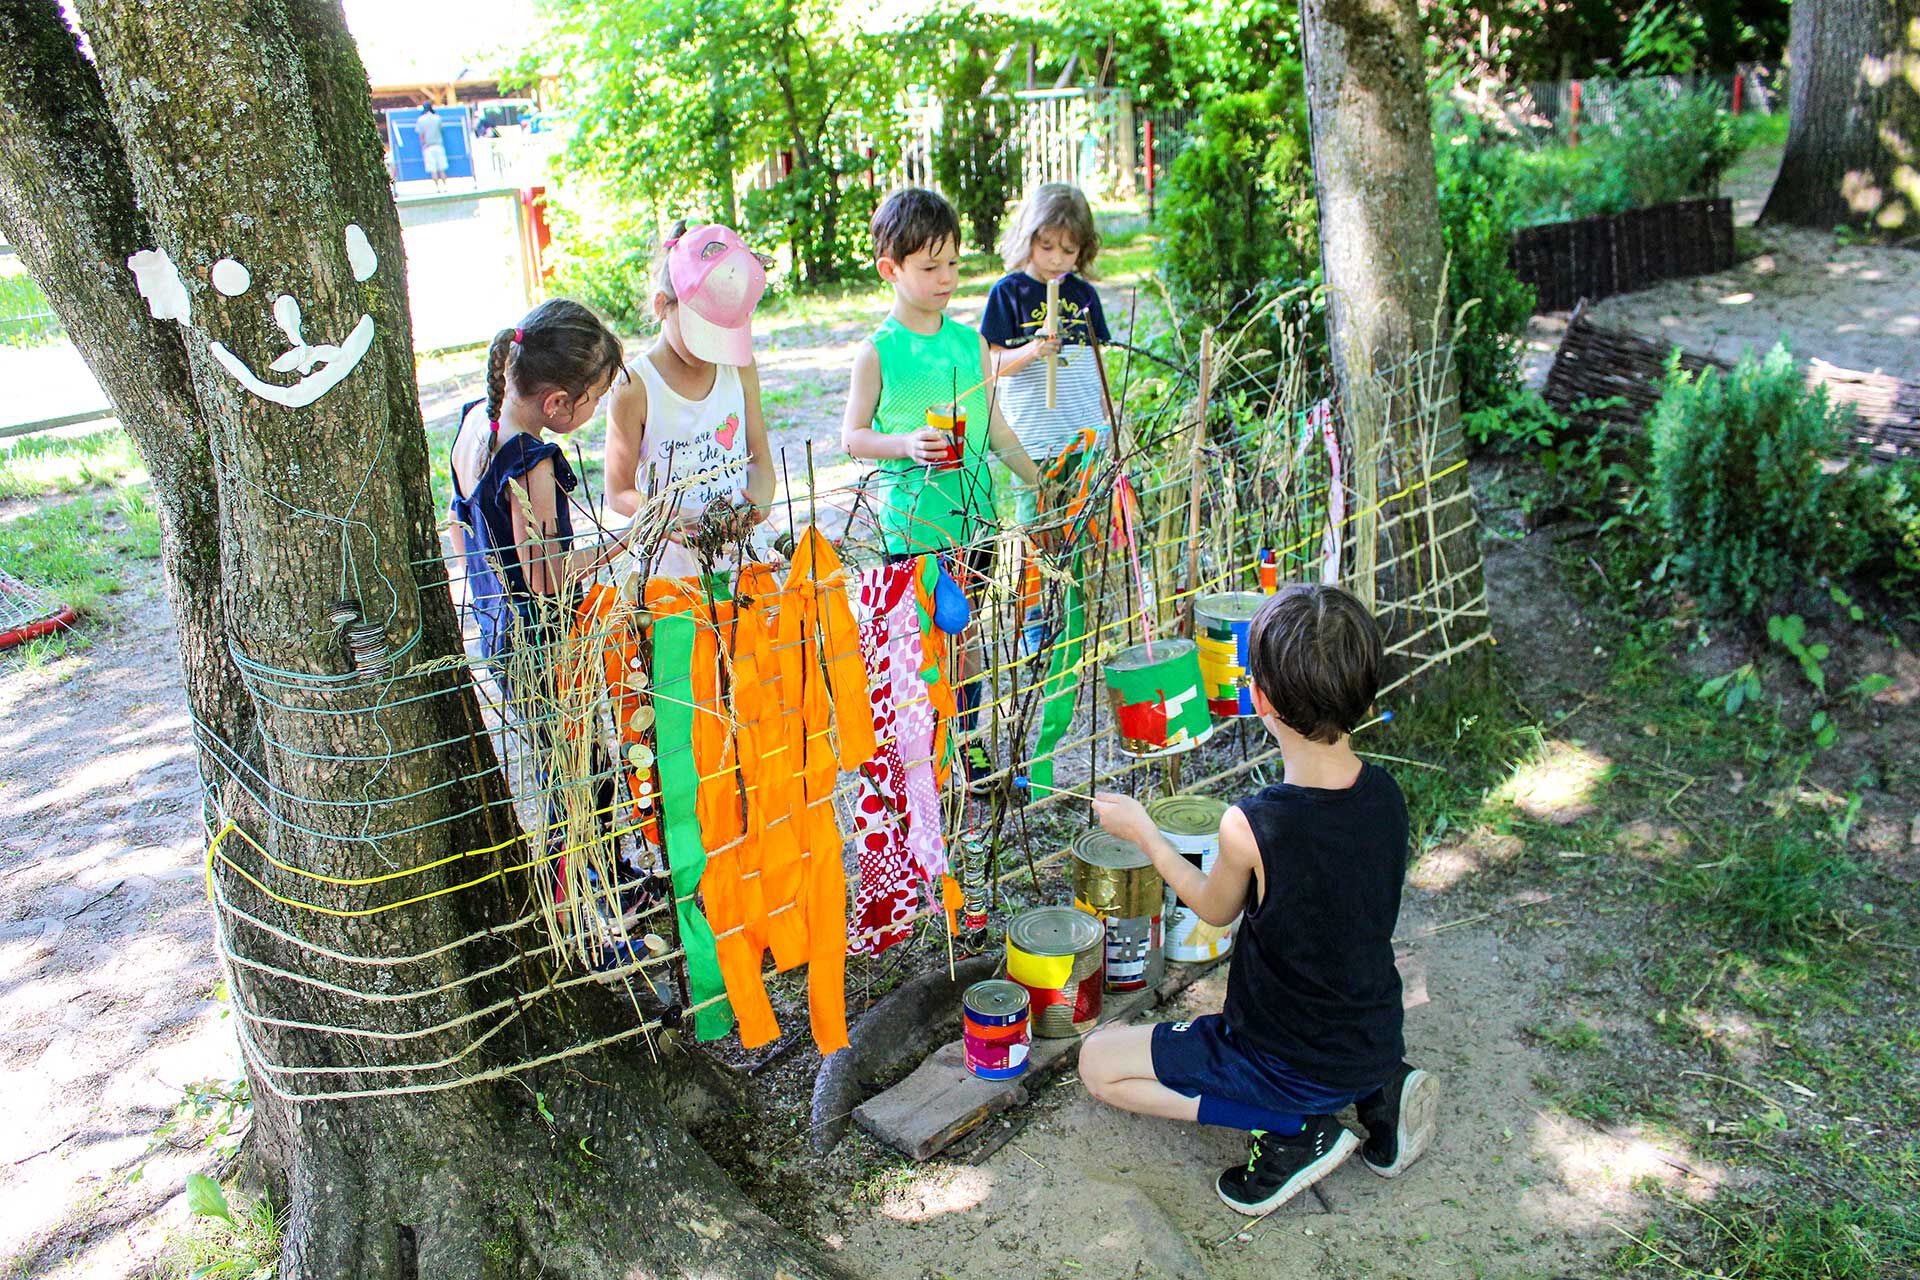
[1044,275,1060,410]
[1180,327,1213,640]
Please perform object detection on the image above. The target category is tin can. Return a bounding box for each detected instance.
[1005,906,1105,1037]
[1195,592,1266,717]
[1147,795,1239,962]
[1104,639,1215,758]
[962,979,1030,1080]
[927,403,967,471]
[1071,830,1166,992]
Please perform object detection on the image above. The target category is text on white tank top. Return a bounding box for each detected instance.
[629,353,749,521]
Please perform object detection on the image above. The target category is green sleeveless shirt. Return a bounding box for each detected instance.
[869,314,995,556]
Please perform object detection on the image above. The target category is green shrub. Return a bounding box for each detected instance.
[742,162,876,288]
[1650,345,1871,618]
[548,206,657,333]
[1432,128,1537,413]
[1585,81,1742,211]
[1834,457,1920,598]
[1155,74,1316,331]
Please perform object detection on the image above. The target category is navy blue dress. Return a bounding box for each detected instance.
[448,406,579,682]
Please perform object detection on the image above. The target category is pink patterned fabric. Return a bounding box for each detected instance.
[848,562,918,954]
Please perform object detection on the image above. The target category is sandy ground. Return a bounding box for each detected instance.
[0,571,233,1276]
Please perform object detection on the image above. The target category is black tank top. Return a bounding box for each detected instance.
[1222,764,1408,1090]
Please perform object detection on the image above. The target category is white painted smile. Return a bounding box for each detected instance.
[207,294,376,409]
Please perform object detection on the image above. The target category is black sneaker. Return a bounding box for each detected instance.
[1215,1115,1358,1216]
[962,741,996,796]
[1356,1063,1438,1178]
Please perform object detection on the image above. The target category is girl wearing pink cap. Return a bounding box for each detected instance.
[606,220,775,580]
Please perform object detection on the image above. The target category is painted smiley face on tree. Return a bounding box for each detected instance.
[127,224,379,409]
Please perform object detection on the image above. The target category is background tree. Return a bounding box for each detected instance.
[1760,0,1920,232]
[543,0,898,289]
[0,3,848,1276]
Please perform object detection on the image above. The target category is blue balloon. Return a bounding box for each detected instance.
[932,564,971,631]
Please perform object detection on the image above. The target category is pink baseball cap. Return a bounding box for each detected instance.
[668,224,767,366]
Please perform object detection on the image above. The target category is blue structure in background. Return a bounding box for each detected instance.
[386,106,474,182]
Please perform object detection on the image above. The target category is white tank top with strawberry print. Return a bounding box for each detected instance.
[617,351,756,580]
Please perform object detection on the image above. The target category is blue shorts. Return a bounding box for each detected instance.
[1151,1014,1374,1116]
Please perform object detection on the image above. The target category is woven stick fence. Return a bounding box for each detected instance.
[1544,308,1920,461]
[1513,198,1734,312]
[196,299,1490,1105]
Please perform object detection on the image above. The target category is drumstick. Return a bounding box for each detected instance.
[1013,775,1099,801]
[1043,276,1060,410]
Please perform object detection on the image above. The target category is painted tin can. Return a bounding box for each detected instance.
[1103,639,1215,758]
[1005,906,1105,1038]
[927,403,968,471]
[963,979,1030,1080]
[1195,592,1265,717]
[1071,830,1166,992]
[1147,794,1239,962]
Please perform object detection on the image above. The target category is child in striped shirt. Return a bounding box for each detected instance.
[981,183,1112,649]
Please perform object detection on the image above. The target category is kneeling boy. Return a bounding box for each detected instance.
[1086,583,1437,1214]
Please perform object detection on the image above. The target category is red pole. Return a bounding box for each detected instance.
[1569,80,1582,146]
[1731,71,1744,116]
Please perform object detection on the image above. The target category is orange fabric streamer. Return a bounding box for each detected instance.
[645,578,781,1049]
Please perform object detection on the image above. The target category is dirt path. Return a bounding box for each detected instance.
[0,568,232,1276]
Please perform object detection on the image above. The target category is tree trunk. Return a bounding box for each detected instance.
[1760,0,1920,231]
[1300,0,1486,642]
[0,4,850,1277]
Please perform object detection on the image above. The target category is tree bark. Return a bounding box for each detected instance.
[0,4,851,1277]
[1760,0,1920,232]
[1300,0,1486,643]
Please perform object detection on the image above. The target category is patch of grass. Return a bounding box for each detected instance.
[1367,653,1538,853]
[0,270,63,346]
[0,487,162,620]
[1620,1195,1920,1280]
[1671,830,1858,954]
[0,425,145,499]
[1525,1018,1604,1053]
[156,1181,281,1280]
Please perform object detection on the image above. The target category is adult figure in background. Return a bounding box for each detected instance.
[417,101,448,191]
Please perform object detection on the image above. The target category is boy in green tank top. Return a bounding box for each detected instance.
[841,188,1043,784]
[842,188,1041,556]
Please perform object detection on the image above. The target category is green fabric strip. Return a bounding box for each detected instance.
[652,611,734,1041]
[1026,551,1086,797]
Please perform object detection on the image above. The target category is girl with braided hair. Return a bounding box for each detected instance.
[449,297,624,687]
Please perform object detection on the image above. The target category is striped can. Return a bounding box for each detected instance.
[1195,592,1266,717]
[963,979,1031,1080]
[1147,795,1239,963]
[1005,906,1105,1038]
[1071,830,1166,992]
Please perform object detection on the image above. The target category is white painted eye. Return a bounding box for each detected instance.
[211,258,251,297]
[344,224,377,282]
